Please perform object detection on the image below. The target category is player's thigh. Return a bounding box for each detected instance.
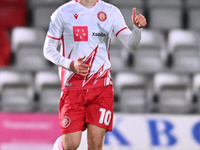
[59,91,86,134]
[87,124,106,149]
[85,86,114,131]
[62,131,82,150]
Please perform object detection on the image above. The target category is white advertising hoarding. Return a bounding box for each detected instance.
[79,114,200,150]
[1,113,200,150]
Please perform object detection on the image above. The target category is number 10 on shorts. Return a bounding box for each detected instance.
[99,108,112,126]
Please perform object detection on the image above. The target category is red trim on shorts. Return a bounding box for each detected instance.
[47,34,61,40]
[115,27,129,37]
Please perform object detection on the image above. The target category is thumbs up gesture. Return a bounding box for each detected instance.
[132,7,147,28]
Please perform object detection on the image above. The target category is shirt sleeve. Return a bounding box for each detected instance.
[113,7,142,51]
[113,7,128,36]
[43,8,73,70]
[47,8,64,39]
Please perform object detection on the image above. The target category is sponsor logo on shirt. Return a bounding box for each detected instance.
[73,26,88,41]
[92,32,106,37]
[73,14,79,19]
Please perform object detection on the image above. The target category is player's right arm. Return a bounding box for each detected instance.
[43,8,73,70]
[43,36,73,70]
[43,32,91,77]
[43,8,91,76]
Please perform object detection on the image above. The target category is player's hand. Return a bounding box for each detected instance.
[132,7,147,28]
[70,56,92,77]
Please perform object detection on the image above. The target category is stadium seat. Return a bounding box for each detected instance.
[109,0,144,8]
[148,8,182,31]
[185,0,200,8]
[0,0,26,5]
[14,44,50,71]
[110,34,123,50]
[192,73,200,112]
[35,71,60,112]
[120,7,144,29]
[11,27,46,53]
[0,29,11,66]
[33,6,58,30]
[168,29,200,73]
[133,29,167,73]
[28,0,65,8]
[109,47,128,73]
[147,0,182,8]
[192,73,200,94]
[188,9,200,30]
[110,34,131,74]
[115,72,149,113]
[0,0,27,30]
[0,70,35,112]
[110,33,130,73]
[191,73,200,112]
[147,0,183,31]
[153,72,192,114]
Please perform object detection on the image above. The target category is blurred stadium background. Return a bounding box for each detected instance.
[0,0,200,149]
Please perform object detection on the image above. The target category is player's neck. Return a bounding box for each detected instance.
[78,0,97,7]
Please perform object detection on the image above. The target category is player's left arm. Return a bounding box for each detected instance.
[117,7,147,50]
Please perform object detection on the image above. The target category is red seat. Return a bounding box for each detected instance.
[0,29,11,66]
[0,0,26,6]
[0,0,27,30]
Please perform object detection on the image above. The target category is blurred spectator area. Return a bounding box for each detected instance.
[1,0,200,114]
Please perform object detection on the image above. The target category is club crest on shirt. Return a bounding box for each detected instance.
[61,116,71,128]
[97,11,107,22]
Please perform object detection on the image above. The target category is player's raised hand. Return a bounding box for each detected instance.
[132,7,147,28]
[70,56,92,77]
